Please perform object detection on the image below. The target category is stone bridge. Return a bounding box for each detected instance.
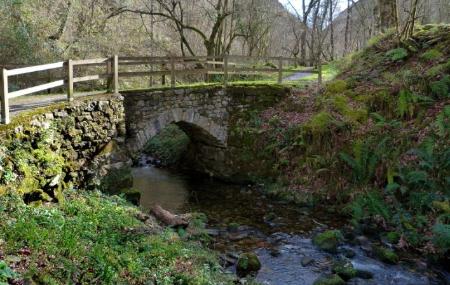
[2,85,289,185]
[122,85,289,179]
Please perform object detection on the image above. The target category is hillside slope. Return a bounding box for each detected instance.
[233,24,449,257]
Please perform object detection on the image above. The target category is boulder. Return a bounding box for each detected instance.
[332,260,357,281]
[313,274,345,285]
[236,252,261,277]
[313,230,343,253]
[374,246,399,264]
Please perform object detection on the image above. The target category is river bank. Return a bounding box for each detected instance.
[131,158,449,284]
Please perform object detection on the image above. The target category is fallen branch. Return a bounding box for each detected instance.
[150,204,189,228]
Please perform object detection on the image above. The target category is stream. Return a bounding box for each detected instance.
[133,157,448,285]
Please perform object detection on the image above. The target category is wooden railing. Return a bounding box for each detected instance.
[0,55,319,124]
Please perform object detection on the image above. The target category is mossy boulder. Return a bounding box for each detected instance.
[332,261,357,281]
[100,167,134,194]
[236,252,261,277]
[374,246,399,264]
[313,274,345,285]
[121,188,141,206]
[313,230,343,253]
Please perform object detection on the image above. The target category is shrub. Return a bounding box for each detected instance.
[420,49,444,61]
[0,261,18,283]
[430,75,450,98]
[339,141,381,185]
[305,112,335,133]
[432,218,450,252]
[386,48,408,61]
[348,190,390,223]
[326,80,348,94]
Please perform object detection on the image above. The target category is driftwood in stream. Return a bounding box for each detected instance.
[150,205,189,228]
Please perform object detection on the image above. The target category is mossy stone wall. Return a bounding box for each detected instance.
[0,94,125,202]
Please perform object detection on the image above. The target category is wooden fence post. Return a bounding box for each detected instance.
[113,55,119,94]
[106,58,112,92]
[0,69,10,124]
[170,57,175,88]
[67,60,74,102]
[223,55,229,87]
[278,57,283,84]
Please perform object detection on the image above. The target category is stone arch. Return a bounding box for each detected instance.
[127,108,227,154]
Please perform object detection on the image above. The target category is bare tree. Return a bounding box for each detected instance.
[108,0,236,56]
[288,0,320,66]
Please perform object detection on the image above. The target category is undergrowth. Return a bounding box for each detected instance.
[0,190,232,285]
[229,24,450,257]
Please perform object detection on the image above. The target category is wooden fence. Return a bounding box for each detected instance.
[0,55,319,124]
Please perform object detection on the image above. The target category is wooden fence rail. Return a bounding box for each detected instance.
[0,55,320,124]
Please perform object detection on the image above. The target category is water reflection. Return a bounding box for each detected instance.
[132,166,189,213]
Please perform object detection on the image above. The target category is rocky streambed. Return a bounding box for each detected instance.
[132,156,449,285]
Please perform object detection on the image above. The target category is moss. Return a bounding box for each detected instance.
[432,201,450,214]
[236,252,261,276]
[144,124,189,166]
[420,49,444,61]
[313,274,346,285]
[121,188,141,205]
[313,230,343,253]
[100,167,134,194]
[326,80,348,94]
[374,246,399,264]
[332,261,357,281]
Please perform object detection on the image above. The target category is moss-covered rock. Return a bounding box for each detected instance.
[100,167,134,194]
[313,230,343,253]
[236,252,261,277]
[313,274,345,285]
[374,246,399,264]
[332,261,357,281]
[121,188,141,205]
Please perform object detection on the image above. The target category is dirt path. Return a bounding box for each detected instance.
[8,91,105,118]
[283,71,314,81]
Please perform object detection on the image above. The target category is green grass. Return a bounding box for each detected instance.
[296,64,339,83]
[0,190,233,285]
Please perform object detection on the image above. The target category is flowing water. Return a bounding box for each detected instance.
[132,158,448,285]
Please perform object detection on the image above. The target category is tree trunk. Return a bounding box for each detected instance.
[377,0,398,32]
[300,30,307,66]
[344,0,351,56]
[329,0,335,61]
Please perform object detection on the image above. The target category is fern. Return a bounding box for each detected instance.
[348,191,391,223]
[339,140,382,185]
[396,89,433,119]
[432,217,450,252]
[435,105,450,137]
